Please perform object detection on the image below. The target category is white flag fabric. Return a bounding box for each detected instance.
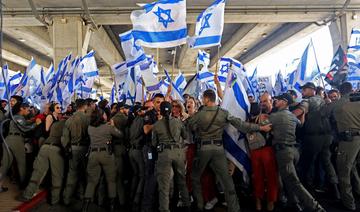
[173,69,187,93]
[119,30,147,67]
[112,62,128,102]
[139,60,161,94]
[221,65,251,182]
[347,28,360,89]
[258,76,273,96]
[273,71,288,96]
[16,58,42,97]
[131,0,187,48]
[189,0,225,48]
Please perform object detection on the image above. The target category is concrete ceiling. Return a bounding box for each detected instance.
[2,0,360,96]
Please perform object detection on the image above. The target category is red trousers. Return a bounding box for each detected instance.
[186,144,216,202]
[250,146,279,202]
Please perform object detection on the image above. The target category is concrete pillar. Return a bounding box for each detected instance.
[52,16,84,68]
[339,12,360,50]
[329,21,342,53]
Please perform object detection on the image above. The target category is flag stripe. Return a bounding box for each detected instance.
[132,28,187,43]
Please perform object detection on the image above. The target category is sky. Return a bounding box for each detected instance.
[244,26,334,82]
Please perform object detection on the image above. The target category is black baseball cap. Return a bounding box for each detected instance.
[275,93,294,105]
[85,98,98,104]
[300,82,316,90]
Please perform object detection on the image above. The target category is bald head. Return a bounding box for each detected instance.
[260,92,273,114]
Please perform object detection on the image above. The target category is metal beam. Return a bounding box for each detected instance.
[3,11,334,27]
[3,26,53,57]
[177,24,196,69]
[239,23,317,64]
[209,24,257,67]
[89,26,123,67]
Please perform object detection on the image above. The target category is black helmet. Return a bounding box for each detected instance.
[160,101,172,117]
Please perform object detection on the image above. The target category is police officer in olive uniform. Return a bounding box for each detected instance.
[82,108,123,212]
[61,99,90,205]
[111,104,129,206]
[19,119,66,204]
[270,93,325,212]
[333,82,360,211]
[187,89,271,212]
[293,82,339,194]
[129,105,146,211]
[152,101,190,212]
[142,93,165,212]
[0,103,39,192]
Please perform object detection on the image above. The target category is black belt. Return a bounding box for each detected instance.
[201,140,223,146]
[91,147,107,152]
[274,143,298,151]
[8,132,22,136]
[339,131,360,137]
[162,144,183,149]
[71,143,88,146]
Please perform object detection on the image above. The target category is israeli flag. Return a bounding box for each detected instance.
[45,64,54,82]
[79,50,99,81]
[110,85,116,105]
[290,40,321,93]
[347,28,360,89]
[131,0,187,48]
[273,71,288,96]
[189,0,226,48]
[0,65,9,99]
[218,57,231,87]
[119,30,147,67]
[135,77,145,103]
[16,58,42,97]
[121,66,138,105]
[221,66,251,182]
[197,50,214,85]
[112,62,128,102]
[46,54,71,101]
[7,71,22,98]
[173,70,187,93]
[139,60,161,94]
[249,68,260,100]
[164,69,184,101]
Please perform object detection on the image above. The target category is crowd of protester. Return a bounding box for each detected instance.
[0,79,359,212]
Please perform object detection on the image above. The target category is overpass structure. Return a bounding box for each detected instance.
[2,0,360,95]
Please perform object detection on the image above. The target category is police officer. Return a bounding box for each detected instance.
[19,115,66,205]
[152,101,190,212]
[142,93,164,212]
[82,108,123,212]
[333,82,360,211]
[111,103,129,207]
[269,93,325,212]
[129,104,146,211]
[61,99,90,205]
[293,82,339,195]
[187,89,271,212]
[0,102,40,192]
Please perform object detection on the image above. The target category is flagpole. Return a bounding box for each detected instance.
[171,47,177,80]
[141,77,145,104]
[156,48,160,65]
[311,39,326,89]
[215,45,220,75]
[98,77,104,97]
[109,65,118,101]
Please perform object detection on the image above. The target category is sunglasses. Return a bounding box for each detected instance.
[55,107,61,109]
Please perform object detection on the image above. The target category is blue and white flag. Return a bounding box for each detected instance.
[135,77,145,103]
[197,50,214,86]
[273,71,288,96]
[217,57,231,87]
[163,69,184,101]
[189,0,225,48]
[221,66,251,182]
[0,64,9,99]
[121,66,138,105]
[173,70,187,93]
[79,50,99,82]
[139,60,161,94]
[248,68,260,99]
[112,62,128,101]
[131,0,187,48]
[290,40,321,93]
[119,30,147,67]
[347,28,360,89]
[110,85,116,105]
[16,58,42,97]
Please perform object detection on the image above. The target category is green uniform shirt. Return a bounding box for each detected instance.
[187,106,260,141]
[111,112,128,144]
[61,111,89,147]
[45,120,66,145]
[129,116,144,146]
[8,115,36,135]
[152,117,187,146]
[269,108,300,145]
[88,124,123,148]
[334,100,360,133]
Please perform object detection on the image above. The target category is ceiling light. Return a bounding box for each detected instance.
[243,48,248,52]
[19,38,26,42]
[352,12,358,20]
[261,33,267,38]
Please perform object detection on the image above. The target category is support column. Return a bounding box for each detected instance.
[52,16,84,67]
[339,12,360,49]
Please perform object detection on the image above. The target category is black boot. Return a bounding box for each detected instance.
[81,198,91,212]
[109,198,115,212]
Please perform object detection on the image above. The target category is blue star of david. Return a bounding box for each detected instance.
[199,13,212,35]
[133,41,142,51]
[220,64,229,75]
[348,66,357,75]
[153,6,174,28]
